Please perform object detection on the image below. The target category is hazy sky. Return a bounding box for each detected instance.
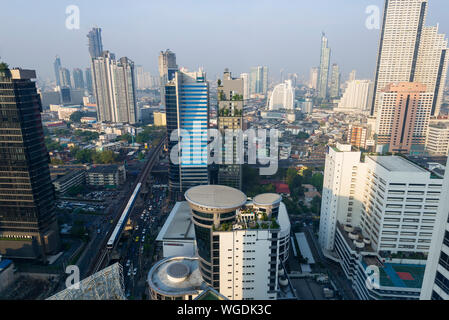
[1,0,448,83]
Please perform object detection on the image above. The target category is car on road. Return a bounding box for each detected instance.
[127,269,131,277]
[135,236,139,242]
[133,268,137,276]
[126,259,131,267]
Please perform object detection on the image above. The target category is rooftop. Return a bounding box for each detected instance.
[368,156,428,173]
[185,185,247,210]
[147,256,206,297]
[253,193,282,207]
[156,202,195,241]
[88,164,121,174]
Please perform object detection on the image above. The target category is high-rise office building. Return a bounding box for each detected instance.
[249,66,268,96]
[425,122,449,156]
[217,70,244,190]
[158,49,178,106]
[72,68,85,90]
[317,33,331,99]
[53,56,61,87]
[370,0,448,117]
[0,66,60,260]
[136,65,152,90]
[309,67,319,90]
[92,51,138,124]
[59,68,71,88]
[420,157,449,300]
[375,82,433,154]
[85,68,93,95]
[165,70,209,200]
[87,27,104,59]
[329,63,341,98]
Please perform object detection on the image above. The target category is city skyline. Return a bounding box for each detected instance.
[2,0,449,83]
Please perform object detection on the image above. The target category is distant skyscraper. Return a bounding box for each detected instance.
[165,69,209,200]
[370,0,449,117]
[136,65,152,90]
[0,67,60,261]
[349,70,357,82]
[72,68,85,90]
[59,67,72,88]
[92,51,138,124]
[249,66,268,96]
[309,67,319,90]
[53,56,61,86]
[85,68,93,94]
[317,33,331,99]
[158,49,178,106]
[375,82,433,154]
[87,27,104,59]
[217,69,244,190]
[330,63,341,98]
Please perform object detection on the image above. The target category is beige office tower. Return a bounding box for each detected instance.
[375,82,433,154]
[309,67,319,90]
[371,0,448,118]
[217,69,244,190]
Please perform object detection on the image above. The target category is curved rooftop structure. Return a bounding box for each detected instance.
[268,80,295,111]
[147,256,206,298]
[185,185,247,211]
[253,193,282,207]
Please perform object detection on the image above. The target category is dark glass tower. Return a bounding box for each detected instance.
[0,66,60,261]
[87,27,104,59]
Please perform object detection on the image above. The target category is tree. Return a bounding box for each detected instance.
[297,132,310,140]
[310,173,324,192]
[69,111,85,123]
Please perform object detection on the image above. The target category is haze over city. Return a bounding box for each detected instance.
[2,0,449,81]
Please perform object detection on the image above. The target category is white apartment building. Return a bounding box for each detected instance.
[335,80,373,113]
[268,80,295,111]
[425,122,449,156]
[319,143,362,253]
[421,157,449,300]
[319,143,443,255]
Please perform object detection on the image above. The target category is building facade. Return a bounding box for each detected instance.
[317,33,331,100]
[0,67,60,260]
[268,80,295,111]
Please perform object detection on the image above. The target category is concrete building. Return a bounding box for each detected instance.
[158,49,178,106]
[217,70,244,190]
[329,63,341,99]
[425,122,449,156]
[420,157,449,300]
[87,27,103,59]
[240,73,250,100]
[153,111,166,127]
[309,67,319,90]
[335,80,374,113]
[53,170,86,194]
[347,125,368,149]
[268,80,295,111]
[72,68,84,90]
[184,185,291,300]
[86,165,126,187]
[375,82,433,154]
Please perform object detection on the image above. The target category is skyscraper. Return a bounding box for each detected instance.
[165,69,209,200]
[348,70,357,82]
[335,80,374,113]
[59,67,72,88]
[158,49,178,106]
[370,0,449,117]
[72,68,85,90]
[309,67,319,90]
[249,66,268,96]
[0,66,60,260]
[87,27,104,59]
[217,70,244,190]
[92,51,138,124]
[268,80,295,110]
[317,33,331,99]
[329,63,341,98]
[53,56,61,86]
[85,68,93,94]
